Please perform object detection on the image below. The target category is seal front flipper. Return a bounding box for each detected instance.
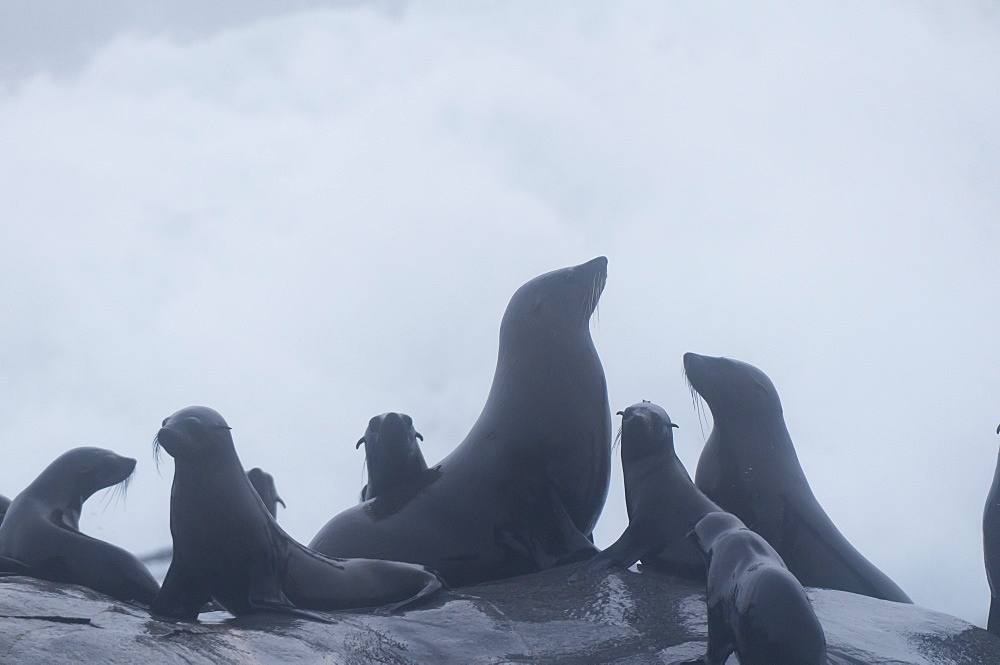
[501,482,598,572]
[151,561,211,622]
[568,528,646,582]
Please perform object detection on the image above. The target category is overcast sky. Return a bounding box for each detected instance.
[0,0,997,626]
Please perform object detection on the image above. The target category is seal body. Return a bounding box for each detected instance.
[983,426,1000,634]
[150,406,444,621]
[684,352,912,603]
[0,494,9,526]
[311,258,612,587]
[247,467,285,519]
[691,511,827,665]
[0,447,160,604]
[573,402,719,580]
[357,412,427,502]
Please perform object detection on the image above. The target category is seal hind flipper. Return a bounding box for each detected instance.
[569,527,645,582]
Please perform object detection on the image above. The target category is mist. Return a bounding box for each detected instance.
[0,0,997,625]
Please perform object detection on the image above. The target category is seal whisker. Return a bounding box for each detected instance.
[683,368,709,440]
[152,435,163,472]
[612,424,623,452]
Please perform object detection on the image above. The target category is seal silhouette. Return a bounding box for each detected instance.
[572,402,719,581]
[684,352,912,603]
[691,511,827,665]
[357,412,427,502]
[983,424,1000,634]
[150,406,444,621]
[0,447,160,604]
[311,257,612,587]
[247,467,285,519]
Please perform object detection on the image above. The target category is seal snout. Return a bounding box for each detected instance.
[154,426,190,458]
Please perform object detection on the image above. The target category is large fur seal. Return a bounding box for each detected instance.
[684,352,912,603]
[0,447,160,604]
[150,406,444,621]
[357,412,427,502]
[247,467,285,519]
[572,401,719,581]
[310,257,612,587]
[691,511,827,665]
[983,424,1000,634]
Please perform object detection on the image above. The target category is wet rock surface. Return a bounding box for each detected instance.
[1,566,998,664]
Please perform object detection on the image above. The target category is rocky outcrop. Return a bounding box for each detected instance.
[1,566,997,664]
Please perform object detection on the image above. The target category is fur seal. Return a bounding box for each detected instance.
[310,257,612,587]
[357,412,427,502]
[983,424,1000,633]
[0,447,160,604]
[572,402,719,581]
[691,510,827,665]
[684,352,912,603]
[150,406,444,621]
[0,494,9,525]
[247,467,285,519]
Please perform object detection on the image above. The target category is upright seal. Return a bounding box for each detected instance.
[684,352,912,603]
[0,447,160,604]
[983,424,1000,634]
[572,402,719,581]
[357,412,427,502]
[150,406,444,621]
[691,511,827,665]
[311,258,612,587]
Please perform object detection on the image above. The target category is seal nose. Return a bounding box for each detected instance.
[379,412,409,440]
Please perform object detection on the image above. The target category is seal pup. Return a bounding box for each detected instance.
[983,423,1000,634]
[691,510,827,665]
[311,257,612,587]
[150,406,444,621]
[0,447,160,604]
[571,402,720,581]
[684,352,912,603]
[247,467,285,519]
[357,412,427,502]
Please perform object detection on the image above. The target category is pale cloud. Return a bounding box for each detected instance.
[0,0,997,625]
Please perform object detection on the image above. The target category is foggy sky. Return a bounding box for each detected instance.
[0,1,998,625]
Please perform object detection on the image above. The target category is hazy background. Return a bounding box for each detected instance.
[1,0,997,625]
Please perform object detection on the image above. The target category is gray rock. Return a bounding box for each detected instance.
[1,566,997,664]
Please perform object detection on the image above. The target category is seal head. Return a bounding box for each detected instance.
[357,412,428,503]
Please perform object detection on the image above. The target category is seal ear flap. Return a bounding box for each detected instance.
[415,432,424,441]
[356,437,365,449]
[670,423,679,429]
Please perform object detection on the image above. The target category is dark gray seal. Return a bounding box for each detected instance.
[684,352,912,603]
[246,467,285,519]
[571,401,719,581]
[357,412,427,502]
[984,424,1000,634]
[150,406,444,621]
[310,257,612,587]
[0,447,160,604]
[691,510,827,665]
